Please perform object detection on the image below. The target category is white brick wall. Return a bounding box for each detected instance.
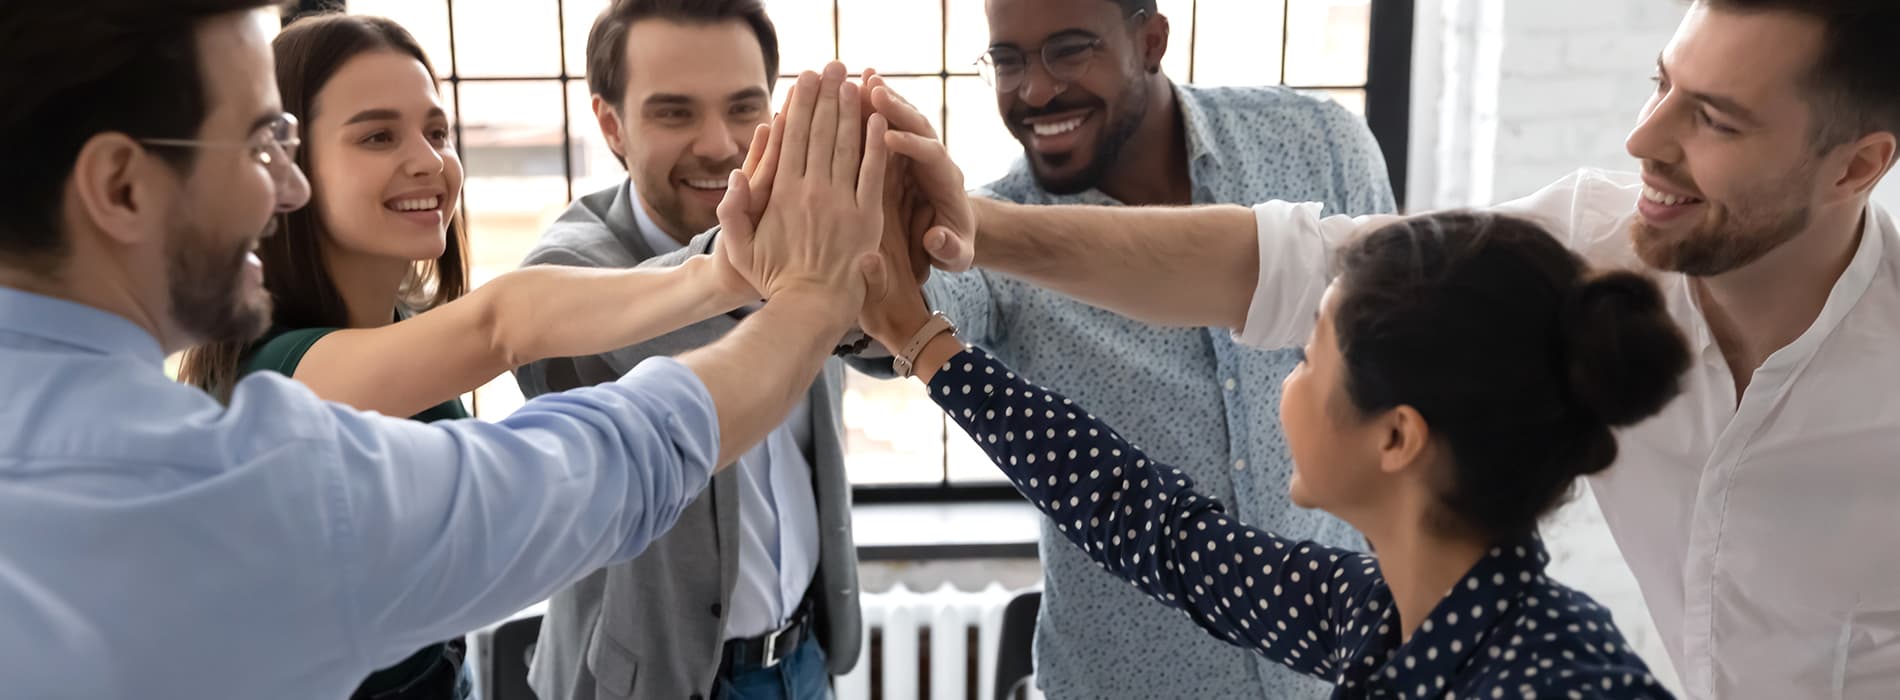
[1490,1,1679,200]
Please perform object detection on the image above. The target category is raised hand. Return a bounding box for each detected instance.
[717,62,890,326]
[867,76,977,273]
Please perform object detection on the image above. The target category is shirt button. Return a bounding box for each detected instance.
[1233,459,1247,471]
[709,603,722,618]
[1224,378,1237,391]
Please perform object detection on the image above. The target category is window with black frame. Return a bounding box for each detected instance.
[293,0,1412,500]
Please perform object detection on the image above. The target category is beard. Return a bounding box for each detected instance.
[167,213,272,345]
[1018,76,1151,196]
[1631,164,1813,277]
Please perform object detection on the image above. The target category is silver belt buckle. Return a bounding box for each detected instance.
[759,627,782,668]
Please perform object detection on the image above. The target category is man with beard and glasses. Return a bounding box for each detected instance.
[871,1,1900,697]
[512,2,861,699]
[0,1,890,697]
[857,0,1393,697]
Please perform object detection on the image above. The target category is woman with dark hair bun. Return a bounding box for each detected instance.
[859,210,1689,698]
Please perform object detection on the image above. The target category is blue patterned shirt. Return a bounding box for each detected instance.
[930,347,1671,699]
[924,83,1396,698]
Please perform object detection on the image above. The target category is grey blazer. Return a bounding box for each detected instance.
[513,182,862,700]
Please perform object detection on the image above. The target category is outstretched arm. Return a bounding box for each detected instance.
[290,256,755,419]
[870,82,1391,338]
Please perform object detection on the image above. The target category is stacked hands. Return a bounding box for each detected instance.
[709,61,977,351]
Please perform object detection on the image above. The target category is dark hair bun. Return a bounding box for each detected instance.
[1560,269,1691,429]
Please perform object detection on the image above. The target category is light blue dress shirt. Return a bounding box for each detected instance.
[633,196,820,640]
[0,286,720,699]
[925,83,1396,699]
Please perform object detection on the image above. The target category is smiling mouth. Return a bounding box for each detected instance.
[387,195,442,212]
[682,178,727,192]
[1031,116,1085,136]
[1641,186,1703,207]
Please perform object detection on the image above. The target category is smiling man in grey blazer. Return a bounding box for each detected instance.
[513,1,860,699]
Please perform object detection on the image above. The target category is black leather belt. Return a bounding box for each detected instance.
[721,599,814,672]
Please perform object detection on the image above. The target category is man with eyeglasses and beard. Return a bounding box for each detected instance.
[857,0,1395,697]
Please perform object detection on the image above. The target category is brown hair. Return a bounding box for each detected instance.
[1700,0,1899,148]
[178,13,470,398]
[585,0,780,107]
[0,0,285,269]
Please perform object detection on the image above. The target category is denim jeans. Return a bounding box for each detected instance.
[714,640,830,700]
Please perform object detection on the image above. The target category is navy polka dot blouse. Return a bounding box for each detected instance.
[930,347,1673,699]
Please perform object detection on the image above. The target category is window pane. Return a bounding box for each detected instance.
[349,0,452,77]
[945,76,1019,190]
[564,0,611,77]
[452,0,562,77]
[843,372,947,485]
[1301,88,1365,115]
[1157,0,1194,82]
[1193,0,1286,87]
[1283,0,1369,87]
[839,0,941,75]
[456,81,571,417]
[568,81,627,198]
[764,0,837,77]
[944,0,990,75]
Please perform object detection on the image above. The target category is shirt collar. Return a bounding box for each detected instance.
[0,286,167,368]
[1370,535,1551,690]
[627,179,688,256]
[1174,83,1222,170]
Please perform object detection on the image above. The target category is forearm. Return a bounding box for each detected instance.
[677,288,855,466]
[488,256,754,368]
[925,347,1362,677]
[971,196,1259,329]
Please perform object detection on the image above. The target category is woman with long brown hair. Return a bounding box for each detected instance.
[176,13,759,699]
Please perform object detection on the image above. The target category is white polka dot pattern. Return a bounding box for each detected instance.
[930,348,1673,699]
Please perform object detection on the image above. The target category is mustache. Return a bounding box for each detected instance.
[1640,164,1703,197]
[679,157,745,179]
[1008,96,1105,123]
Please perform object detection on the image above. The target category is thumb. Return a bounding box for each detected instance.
[717,170,755,246]
[925,225,972,272]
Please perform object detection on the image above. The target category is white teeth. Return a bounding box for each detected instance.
[1641,187,1699,207]
[1031,116,1085,137]
[391,196,440,212]
[684,179,727,190]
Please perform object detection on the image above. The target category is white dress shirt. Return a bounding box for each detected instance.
[1237,168,1900,699]
[632,196,820,640]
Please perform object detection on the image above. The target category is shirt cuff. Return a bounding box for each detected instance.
[615,355,721,487]
[1231,200,1348,350]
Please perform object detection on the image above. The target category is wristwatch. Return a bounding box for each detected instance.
[892,312,959,379]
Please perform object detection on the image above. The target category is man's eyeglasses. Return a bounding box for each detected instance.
[975,9,1148,94]
[141,113,301,167]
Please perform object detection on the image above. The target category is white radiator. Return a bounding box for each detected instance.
[836,583,1042,700]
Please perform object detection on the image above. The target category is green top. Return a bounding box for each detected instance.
[243,327,470,422]
[239,326,468,698]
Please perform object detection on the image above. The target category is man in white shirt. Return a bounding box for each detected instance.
[865,0,1897,696]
